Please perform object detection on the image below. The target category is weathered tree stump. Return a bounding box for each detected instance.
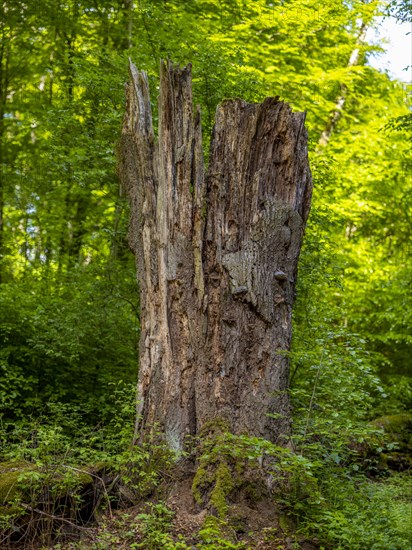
[119,60,312,453]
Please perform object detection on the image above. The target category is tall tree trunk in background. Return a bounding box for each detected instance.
[0,5,8,283]
[120,61,312,453]
[318,22,368,148]
[0,109,4,284]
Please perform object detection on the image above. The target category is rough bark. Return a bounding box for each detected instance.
[119,60,312,453]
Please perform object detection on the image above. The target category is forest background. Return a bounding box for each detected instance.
[0,0,411,548]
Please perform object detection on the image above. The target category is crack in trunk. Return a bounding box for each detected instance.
[119,60,312,452]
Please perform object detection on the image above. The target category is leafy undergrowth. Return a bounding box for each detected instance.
[0,404,411,550]
[25,502,309,550]
[11,472,409,550]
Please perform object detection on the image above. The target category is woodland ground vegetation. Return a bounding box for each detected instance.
[0,0,411,548]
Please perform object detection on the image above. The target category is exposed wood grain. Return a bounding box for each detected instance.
[119,60,312,452]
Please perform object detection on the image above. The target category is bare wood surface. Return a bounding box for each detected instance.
[120,60,312,452]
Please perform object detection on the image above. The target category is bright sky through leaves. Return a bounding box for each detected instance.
[367,16,412,81]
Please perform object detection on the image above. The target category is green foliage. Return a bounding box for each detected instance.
[0,264,138,422]
[192,425,324,520]
[133,503,189,549]
[0,386,180,547]
[52,504,190,549]
[190,426,412,548]
[0,0,411,547]
[384,113,412,139]
[386,0,412,22]
[198,516,246,549]
[300,474,412,549]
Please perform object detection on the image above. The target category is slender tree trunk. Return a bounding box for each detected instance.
[123,0,133,49]
[120,60,312,453]
[67,194,89,267]
[0,110,4,284]
[318,22,368,148]
[0,7,7,283]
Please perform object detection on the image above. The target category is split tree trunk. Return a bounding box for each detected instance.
[119,60,312,453]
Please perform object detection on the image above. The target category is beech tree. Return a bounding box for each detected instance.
[120,60,312,452]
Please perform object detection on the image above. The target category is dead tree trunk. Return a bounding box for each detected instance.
[119,60,312,453]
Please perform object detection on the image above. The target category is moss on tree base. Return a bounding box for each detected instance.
[0,461,34,517]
